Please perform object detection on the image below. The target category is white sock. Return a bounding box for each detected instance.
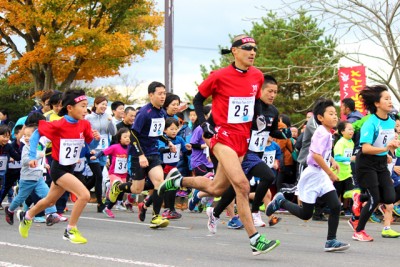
[250,233,260,245]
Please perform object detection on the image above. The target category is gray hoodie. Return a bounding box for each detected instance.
[20,144,45,181]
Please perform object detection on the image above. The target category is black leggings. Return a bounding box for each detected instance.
[281,190,341,240]
[0,171,19,203]
[86,163,104,205]
[356,185,395,232]
[213,161,275,217]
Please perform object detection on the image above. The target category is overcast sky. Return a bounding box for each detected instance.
[87,0,283,100]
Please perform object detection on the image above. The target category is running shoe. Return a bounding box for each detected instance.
[206,207,219,234]
[18,211,32,238]
[352,230,374,242]
[352,192,362,217]
[158,168,182,197]
[138,202,146,222]
[70,193,77,203]
[150,215,169,229]
[188,190,201,211]
[97,203,105,213]
[269,215,281,227]
[46,213,60,226]
[109,181,122,203]
[394,205,400,217]
[63,227,87,244]
[347,218,358,231]
[162,210,182,219]
[33,216,46,223]
[382,228,400,238]
[115,202,127,211]
[57,213,68,222]
[369,213,381,223]
[266,192,285,216]
[124,202,134,212]
[228,216,244,229]
[176,190,188,197]
[250,234,280,256]
[312,214,328,221]
[324,239,350,252]
[5,206,14,225]
[0,204,3,210]
[103,207,115,218]
[252,211,266,227]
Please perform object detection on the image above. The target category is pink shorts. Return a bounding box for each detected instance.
[109,174,127,185]
[210,127,249,157]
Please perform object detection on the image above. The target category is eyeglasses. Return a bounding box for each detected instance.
[238,45,257,52]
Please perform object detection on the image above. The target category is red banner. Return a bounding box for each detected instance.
[338,66,367,120]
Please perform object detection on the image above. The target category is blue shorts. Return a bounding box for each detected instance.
[241,152,263,176]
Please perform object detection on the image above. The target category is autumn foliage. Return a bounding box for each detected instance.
[0,0,163,91]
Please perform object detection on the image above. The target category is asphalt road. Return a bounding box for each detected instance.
[0,203,398,267]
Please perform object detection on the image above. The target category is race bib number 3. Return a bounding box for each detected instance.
[59,139,84,166]
[227,97,255,124]
[149,118,165,137]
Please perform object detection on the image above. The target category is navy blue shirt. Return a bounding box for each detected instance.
[130,103,167,157]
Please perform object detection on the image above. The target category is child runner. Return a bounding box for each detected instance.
[333,121,355,217]
[17,89,100,244]
[97,128,130,218]
[353,85,400,241]
[5,123,59,226]
[266,98,350,252]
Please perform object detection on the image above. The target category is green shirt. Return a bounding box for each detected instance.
[334,137,354,181]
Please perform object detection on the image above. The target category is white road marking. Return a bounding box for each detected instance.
[0,242,174,267]
[79,216,192,230]
[0,261,31,267]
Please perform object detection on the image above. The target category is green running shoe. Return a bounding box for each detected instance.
[63,227,88,244]
[157,168,182,197]
[18,211,32,239]
[109,181,122,203]
[250,234,280,256]
[382,228,400,238]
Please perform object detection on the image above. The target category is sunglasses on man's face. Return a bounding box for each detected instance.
[238,45,257,52]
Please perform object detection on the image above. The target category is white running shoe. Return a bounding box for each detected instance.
[252,211,266,227]
[115,202,127,211]
[206,207,219,234]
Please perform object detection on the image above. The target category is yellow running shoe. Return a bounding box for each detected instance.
[63,227,88,244]
[109,181,122,203]
[382,228,400,238]
[18,211,32,238]
[150,215,169,229]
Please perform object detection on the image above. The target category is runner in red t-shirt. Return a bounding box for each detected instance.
[159,34,280,255]
[17,90,100,244]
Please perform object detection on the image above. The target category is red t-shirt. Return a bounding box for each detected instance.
[38,118,93,163]
[198,64,263,136]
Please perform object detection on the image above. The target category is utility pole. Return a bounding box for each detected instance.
[165,0,174,93]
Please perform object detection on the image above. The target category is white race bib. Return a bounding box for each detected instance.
[373,129,395,148]
[114,157,128,174]
[262,151,276,168]
[30,155,45,171]
[0,155,7,171]
[323,150,331,167]
[59,139,84,166]
[163,144,181,164]
[342,148,353,165]
[227,97,255,124]
[248,131,269,152]
[149,118,165,137]
[96,134,109,150]
[8,160,22,169]
[74,158,86,172]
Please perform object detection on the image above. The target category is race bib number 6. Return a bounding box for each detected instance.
[227,97,255,124]
[59,139,84,166]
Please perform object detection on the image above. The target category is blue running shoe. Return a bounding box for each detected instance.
[227,216,244,229]
[393,205,400,217]
[188,190,200,211]
[369,213,381,223]
[324,239,350,252]
[266,192,285,217]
